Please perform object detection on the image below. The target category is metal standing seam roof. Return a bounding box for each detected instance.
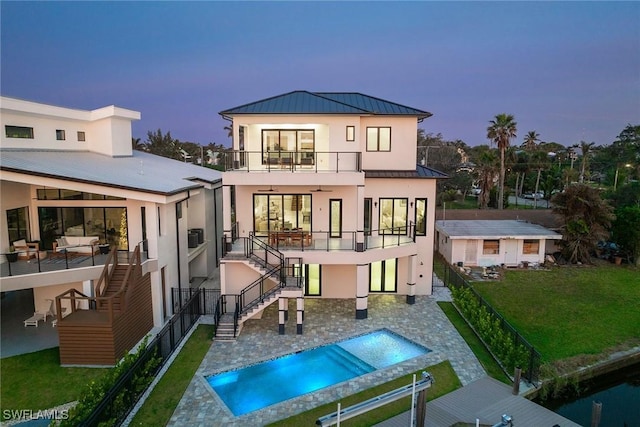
[365,164,448,179]
[0,149,222,196]
[219,90,432,119]
[435,220,562,239]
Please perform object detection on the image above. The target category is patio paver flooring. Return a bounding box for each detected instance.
[168,290,485,426]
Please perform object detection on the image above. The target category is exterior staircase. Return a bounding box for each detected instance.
[96,264,128,312]
[214,236,303,341]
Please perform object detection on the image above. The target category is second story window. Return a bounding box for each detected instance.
[5,125,34,139]
[366,127,391,151]
[56,129,66,140]
[77,131,86,141]
[346,126,355,141]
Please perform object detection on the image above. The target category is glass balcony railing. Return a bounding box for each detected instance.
[217,150,362,173]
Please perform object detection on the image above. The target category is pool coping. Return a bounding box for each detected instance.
[167,295,486,426]
[201,327,433,417]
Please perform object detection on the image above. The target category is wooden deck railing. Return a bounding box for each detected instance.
[56,245,142,325]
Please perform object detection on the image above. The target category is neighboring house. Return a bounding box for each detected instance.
[0,96,223,364]
[217,91,446,337]
[435,220,562,268]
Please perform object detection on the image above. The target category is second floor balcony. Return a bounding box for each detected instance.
[217,150,362,173]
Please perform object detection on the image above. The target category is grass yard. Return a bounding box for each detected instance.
[129,324,215,426]
[0,348,109,411]
[470,261,640,362]
[267,360,460,427]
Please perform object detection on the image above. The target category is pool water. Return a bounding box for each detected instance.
[206,329,430,416]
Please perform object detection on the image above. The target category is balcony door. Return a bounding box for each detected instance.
[330,199,342,238]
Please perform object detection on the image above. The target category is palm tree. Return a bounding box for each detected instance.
[475,150,499,209]
[522,131,539,152]
[487,114,517,210]
[131,137,145,151]
[578,141,595,183]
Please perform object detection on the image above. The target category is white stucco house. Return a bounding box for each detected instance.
[435,220,562,268]
[1,96,223,360]
[216,91,447,337]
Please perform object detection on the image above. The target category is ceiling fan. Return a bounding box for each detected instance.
[310,186,332,192]
[258,186,279,192]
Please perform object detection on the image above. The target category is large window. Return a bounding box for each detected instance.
[253,194,311,235]
[370,258,397,292]
[366,127,391,151]
[415,198,427,236]
[6,207,30,244]
[483,240,500,255]
[36,189,124,200]
[262,129,315,166]
[38,206,128,250]
[5,125,34,139]
[379,198,407,235]
[523,239,540,255]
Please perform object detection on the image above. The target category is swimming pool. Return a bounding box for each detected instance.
[205,329,430,416]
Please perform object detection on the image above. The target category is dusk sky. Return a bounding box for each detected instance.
[2,1,638,148]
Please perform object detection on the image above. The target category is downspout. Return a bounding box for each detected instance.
[175,191,191,309]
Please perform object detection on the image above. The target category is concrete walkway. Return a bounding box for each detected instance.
[168,284,486,426]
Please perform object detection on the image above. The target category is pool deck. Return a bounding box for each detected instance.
[168,288,487,426]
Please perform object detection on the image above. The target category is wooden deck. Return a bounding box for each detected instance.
[376,377,581,427]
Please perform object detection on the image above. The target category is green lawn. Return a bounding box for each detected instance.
[267,360,460,427]
[470,262,640,362]
[0,348,109,411]
[130,324,215,426]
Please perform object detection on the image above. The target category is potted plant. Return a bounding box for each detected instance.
[6,246,18,263]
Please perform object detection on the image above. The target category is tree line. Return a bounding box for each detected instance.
[422,120,639,266]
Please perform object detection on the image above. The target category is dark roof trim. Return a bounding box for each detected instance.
[0,166,208,197]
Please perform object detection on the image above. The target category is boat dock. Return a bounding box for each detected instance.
[376,376,581,427]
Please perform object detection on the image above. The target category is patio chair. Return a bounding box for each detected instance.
[24,299,55,327]
[23,312,46,327]
[13,239,39,260]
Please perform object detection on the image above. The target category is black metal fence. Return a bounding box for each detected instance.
[443,263,542,384]
[82,289,203,426]
[172,287,220,315]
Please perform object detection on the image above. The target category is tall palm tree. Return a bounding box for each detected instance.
[522,131,539,152]
[578,141,595,183]
[475,150,499,209]
[487,114,517,210]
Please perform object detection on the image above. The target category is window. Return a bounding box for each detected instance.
[364,198,372,236]
[370,258,397,292]
[37,206,128,250]
[7,207,30,244]
[483,240,500,255]
[523,239,540,255]
[36,188,124,200]
[5,125,33,139]
[346,126,355,141]
[253,194,311,235]
[415,198,427,236]
[56,129,66,140]
[262,129,315,166]
[366,127,391,151]
[296,264,321,296]
[77,131,86,141]
[379,198,408,235]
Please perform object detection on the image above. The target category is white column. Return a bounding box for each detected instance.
[296,297,304,334]
[356,263,369,319]
[406,254,417,304]
[150,270,164,327]
[82,280,93,309]
[356,185,365,251]
[279,297,288,335]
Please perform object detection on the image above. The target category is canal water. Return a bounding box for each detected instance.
[541,362,640,426]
